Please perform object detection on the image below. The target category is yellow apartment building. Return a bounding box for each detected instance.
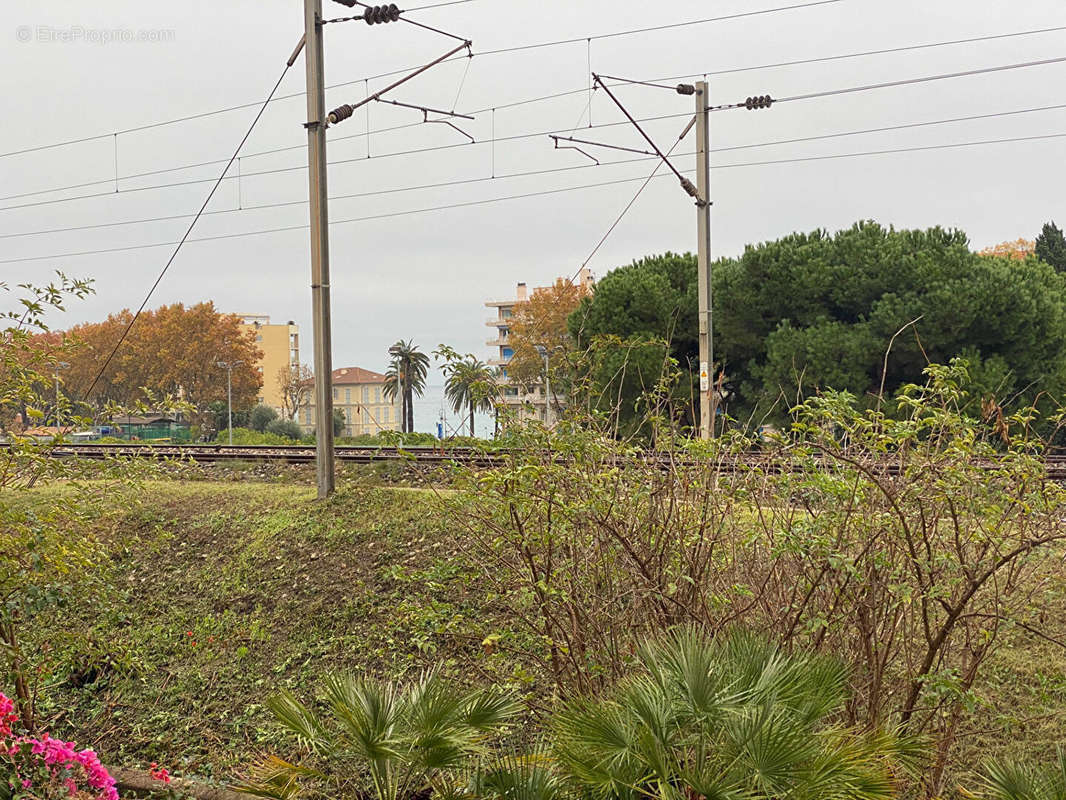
[298,366,401,437]
[237,314,300,412]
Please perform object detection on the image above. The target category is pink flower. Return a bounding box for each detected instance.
[0,692,119,800]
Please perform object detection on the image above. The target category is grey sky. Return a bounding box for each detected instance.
[2,0,1065,408]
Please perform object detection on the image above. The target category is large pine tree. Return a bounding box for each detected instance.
[1035,221,1066,271]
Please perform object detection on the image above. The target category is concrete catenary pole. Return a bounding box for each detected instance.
[695,80,715,440]
[304,0,336,497]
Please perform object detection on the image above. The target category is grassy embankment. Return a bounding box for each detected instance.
[21,481,534,781]
[16,480,1066,788]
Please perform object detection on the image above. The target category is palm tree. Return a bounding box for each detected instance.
[982,751,1066,800]
[444,356,495,437]
[235,670,520,800]
[383,340,430,433]
[551,627,920,800]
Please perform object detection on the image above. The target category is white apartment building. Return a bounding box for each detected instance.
[485,268,595,425]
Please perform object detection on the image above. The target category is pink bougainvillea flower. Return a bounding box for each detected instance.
[0,691,119,800]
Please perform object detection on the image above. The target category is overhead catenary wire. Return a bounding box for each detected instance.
[79,62,294,400]
[4,100,1066,240]
[1,173,690,265]
[593,74,696,195]
[0,109,690,209]
[773,54,1066,105]
[7,50,1066,211]
[6,128,1066,266]
[0,0,855,161]
[3,16,1063,165]
[571,121,693,285]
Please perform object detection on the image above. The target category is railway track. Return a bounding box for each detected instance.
[32,443,501,465]
[16,443,1066,480]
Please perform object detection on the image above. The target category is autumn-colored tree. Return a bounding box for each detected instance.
[978,238,1035,260]
[507,279,589,385]
[277,363,314,420]
[49,303,261,420]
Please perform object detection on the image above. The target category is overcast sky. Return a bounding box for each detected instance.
[3,0,1065,404]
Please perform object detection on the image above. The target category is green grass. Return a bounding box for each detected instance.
[23,482,532,781]
[14,481,1066,790]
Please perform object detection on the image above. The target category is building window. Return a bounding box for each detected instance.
[383,407,390,424]
[361,386,369,404]
[345,388,351,403]
[374,387,380,404]
[333,388,338,400]
[256,335,263,342]
[502,347,514,359]
[305,407,311,425]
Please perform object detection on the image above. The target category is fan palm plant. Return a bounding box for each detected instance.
[551,627,920,800]
[981,750,1066,800]
[443,356,495,437]
[472,746,567,800]
[383,340,430,433]
[235,670,520,800]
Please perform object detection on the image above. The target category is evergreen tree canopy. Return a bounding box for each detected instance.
[571,222,1066,427]
[569,252,698,434]
[1035,220,1066,272]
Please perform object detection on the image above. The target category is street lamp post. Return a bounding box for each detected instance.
[216,360,243,445]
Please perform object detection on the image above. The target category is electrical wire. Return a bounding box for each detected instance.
[0,109,691,209]
[8,45,1066,211]
[774,54,1066,105]
[573,130,689,284]
[407,0,483,9]
[0,173,682,265]
[4,100,1066,240]
[713,130,1066,170]
[0,0,849,161]
[80,62,294,399]
[5,128,1066,266]
[0,157,656,240]
[472,0,845,57]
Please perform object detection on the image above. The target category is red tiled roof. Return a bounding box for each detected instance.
[329,366,388,385]
[22,426,74,437]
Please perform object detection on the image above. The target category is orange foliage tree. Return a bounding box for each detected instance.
[51,302,261,418]
[978,239,1035,260]
[507,279,591,385]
